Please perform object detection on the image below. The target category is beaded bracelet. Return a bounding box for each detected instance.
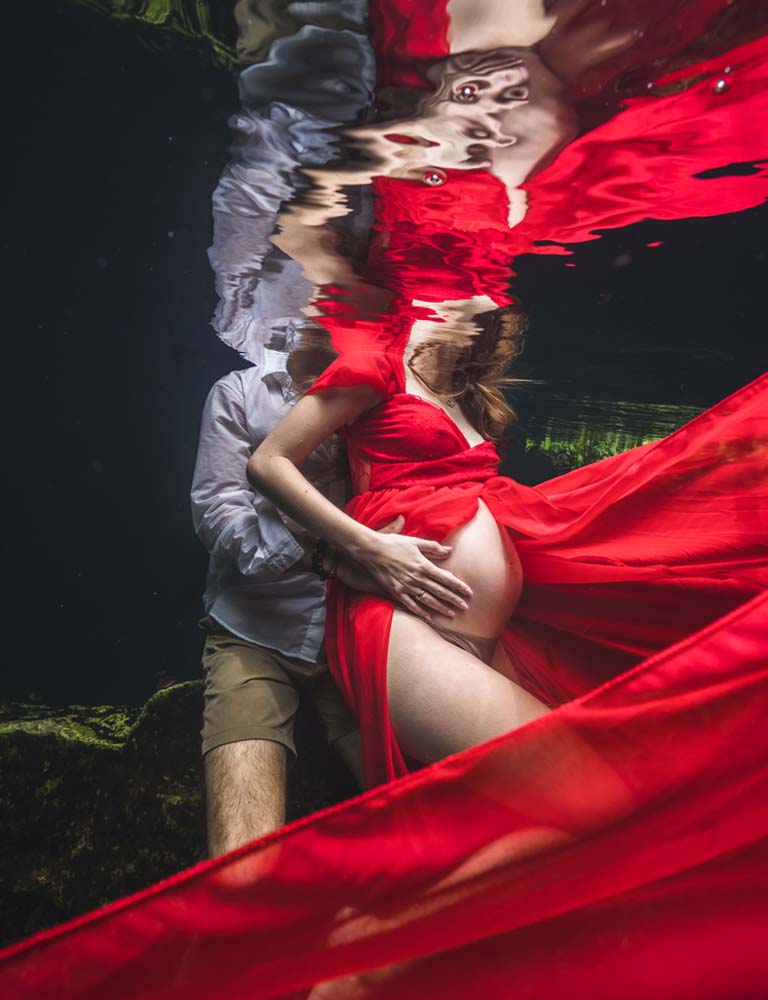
[311,539,338,581]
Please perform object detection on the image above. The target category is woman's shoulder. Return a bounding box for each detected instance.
[305,349,404,400]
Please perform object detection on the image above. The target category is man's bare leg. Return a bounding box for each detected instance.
[204,739,286,857]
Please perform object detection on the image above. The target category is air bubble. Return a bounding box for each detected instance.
[713,78,730,94]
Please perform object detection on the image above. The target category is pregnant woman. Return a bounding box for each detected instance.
[248,298,768,786]
[248,303,555,785]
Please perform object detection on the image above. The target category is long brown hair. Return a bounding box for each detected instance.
[407,305,528,451]
[287,305,527,451]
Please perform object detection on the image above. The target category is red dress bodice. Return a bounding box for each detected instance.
[307,350,501,495]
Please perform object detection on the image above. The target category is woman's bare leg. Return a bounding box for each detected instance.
[386,610,549,765]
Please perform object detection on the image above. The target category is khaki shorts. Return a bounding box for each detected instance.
[199,617,357,757]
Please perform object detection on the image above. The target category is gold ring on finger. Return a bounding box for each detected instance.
[414,589,426,602]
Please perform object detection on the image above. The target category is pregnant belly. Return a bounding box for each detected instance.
[430,499,523,638]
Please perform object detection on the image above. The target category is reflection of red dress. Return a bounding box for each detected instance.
[366,32,768,306]
[307,350,768,786]
[371,0,757,97]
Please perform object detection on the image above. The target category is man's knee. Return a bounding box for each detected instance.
[204,737,287,788]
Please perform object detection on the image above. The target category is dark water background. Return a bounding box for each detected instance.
[3,2,766,707]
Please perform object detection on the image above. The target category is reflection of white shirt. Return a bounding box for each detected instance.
[190,360,345,661]
[207,102,325,359]
[209,19,375,364]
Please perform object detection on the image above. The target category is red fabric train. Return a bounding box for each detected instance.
[2,580,767,998]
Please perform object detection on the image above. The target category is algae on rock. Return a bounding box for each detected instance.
[0,681,355,949]
[0,683,204,948]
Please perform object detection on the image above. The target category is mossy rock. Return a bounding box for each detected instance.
[0,682,354,948]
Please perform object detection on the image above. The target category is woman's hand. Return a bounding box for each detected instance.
[334,516,402,595]
[357,532,473,621]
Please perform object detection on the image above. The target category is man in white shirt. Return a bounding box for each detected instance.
[192,0,378,856]
[192,351,399,855]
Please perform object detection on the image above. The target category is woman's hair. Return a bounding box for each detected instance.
[286,324,340,393]
[408,305,528,451]
[287,305,527,452]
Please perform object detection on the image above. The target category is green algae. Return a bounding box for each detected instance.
[0,683,206,948]
[1,702,137,735]
[522,398,702,471]
[1,681,357,948]
[67,0,238,69]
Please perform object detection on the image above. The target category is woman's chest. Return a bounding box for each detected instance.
[348,394,484,464]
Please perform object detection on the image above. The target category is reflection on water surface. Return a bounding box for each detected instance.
[208,0,767,479]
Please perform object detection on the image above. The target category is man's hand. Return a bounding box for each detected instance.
[335,515,404,594]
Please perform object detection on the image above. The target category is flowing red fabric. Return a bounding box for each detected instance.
[2,589,767,998]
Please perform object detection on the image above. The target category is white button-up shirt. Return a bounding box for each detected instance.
[191,355,345,662]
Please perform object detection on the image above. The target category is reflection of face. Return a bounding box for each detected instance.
[432,50,575,170]
[309,48,577,227]
[434,60,532,150]
[373,49,577,184]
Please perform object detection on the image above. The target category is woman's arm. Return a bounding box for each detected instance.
[247,389,473,620]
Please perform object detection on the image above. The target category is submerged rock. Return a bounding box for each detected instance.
[0,682,355,948]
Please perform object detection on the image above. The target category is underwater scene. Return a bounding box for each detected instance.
[2,1,767,996]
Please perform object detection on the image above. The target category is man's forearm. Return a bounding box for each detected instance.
[301,516,406,594]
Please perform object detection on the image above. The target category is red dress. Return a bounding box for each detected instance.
[307,350,768,787]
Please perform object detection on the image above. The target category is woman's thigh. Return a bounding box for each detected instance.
[386,610,549,766]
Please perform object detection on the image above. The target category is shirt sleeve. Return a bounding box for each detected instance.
[305,350,402,400]
[190,378,304,580]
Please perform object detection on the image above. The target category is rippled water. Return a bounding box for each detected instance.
[5,0,767,705]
